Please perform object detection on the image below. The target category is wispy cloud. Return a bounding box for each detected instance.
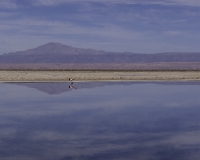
[0,12,18,18]
[31,0,200,7]
[0,17,154,52]
[0,0,18,9]
[170,0,200,7]
[0,0,200,53]
[164,30,182,36]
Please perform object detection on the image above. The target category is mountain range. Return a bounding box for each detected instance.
[1,42,200,70]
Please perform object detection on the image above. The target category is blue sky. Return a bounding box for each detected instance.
[0,0,200,54]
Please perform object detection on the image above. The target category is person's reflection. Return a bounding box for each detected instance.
[69,85,77,90]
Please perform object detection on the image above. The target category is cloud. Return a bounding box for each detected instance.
[0,12,18,18]
[0,0,18,9]
[32,0,68,6]
[1,0,200,10]
[170,0,200,7]
[164,30,182,36]
[31,0,200,7]
[0,0,200,54]
[31,0,162,6]
[0,17,159,53]
[0,16,198,54]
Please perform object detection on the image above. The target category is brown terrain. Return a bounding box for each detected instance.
[1,70,200,82]
[0,63,200,70]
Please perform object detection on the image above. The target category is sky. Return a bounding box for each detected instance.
[0,0,200,54]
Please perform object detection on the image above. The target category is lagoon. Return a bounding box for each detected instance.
[0,82,200,159]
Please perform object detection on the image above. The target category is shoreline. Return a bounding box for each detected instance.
[0,70,200,82]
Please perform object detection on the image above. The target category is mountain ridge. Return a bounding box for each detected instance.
[4,42,200,56]
[4,42,110,56]
[1,42,200,66]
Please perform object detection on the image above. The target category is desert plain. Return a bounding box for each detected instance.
[0,70,200,82]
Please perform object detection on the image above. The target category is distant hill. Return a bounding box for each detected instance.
[4,42,109,56]
[1,42,200,70]
[1,42,200,63]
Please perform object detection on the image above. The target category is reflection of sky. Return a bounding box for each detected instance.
[0,82,200,159]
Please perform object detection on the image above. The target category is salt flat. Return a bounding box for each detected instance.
[0,70,200,82]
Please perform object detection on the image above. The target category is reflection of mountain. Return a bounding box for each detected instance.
[16,83,72,94]
[14,81,200,95]
[15,82,134,95]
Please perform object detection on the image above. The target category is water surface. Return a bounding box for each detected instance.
[0,82,200,159]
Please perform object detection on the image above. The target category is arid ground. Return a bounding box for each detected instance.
[0,70,200,82]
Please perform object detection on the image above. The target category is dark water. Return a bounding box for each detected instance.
[1,82,200,160]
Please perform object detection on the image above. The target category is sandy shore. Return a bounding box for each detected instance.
[0,70,200,82]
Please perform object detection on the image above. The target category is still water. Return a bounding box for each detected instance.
[0,82,200,160]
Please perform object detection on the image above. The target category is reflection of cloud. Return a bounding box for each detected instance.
[2,127,200,159]
[0,128,16,138]
[168,131,200,145]
[165,102,181,107]
[0,82,200,159]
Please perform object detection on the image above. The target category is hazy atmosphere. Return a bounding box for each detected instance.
[1,1,200,159]
[0,0,200,54]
